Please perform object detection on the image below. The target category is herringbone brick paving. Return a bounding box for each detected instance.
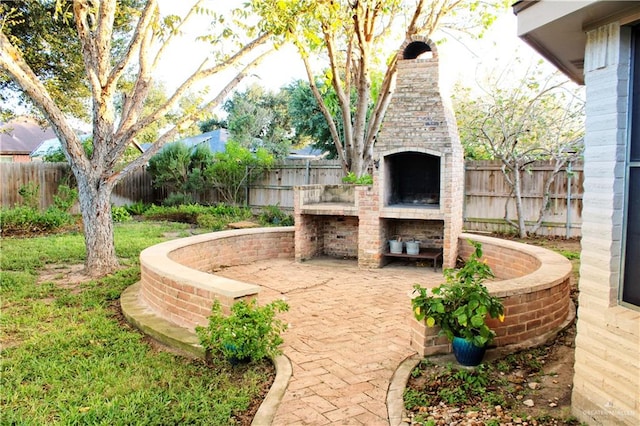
[217,257,442,425]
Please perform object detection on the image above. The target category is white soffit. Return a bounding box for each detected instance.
[514,0,640,85]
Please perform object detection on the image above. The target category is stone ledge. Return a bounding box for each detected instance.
[121,283,204,357]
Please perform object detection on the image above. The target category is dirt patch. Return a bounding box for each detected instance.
[405,324,577,425]
[37,264,88,289]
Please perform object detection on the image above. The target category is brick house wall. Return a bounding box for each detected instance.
[571,22,640,425]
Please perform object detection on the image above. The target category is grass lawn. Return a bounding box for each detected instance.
[0,221,273,425]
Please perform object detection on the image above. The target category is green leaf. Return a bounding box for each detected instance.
[470,315,485,328]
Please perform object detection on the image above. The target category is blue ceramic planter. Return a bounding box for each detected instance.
[223,343,250,365]
[452,336,486,366]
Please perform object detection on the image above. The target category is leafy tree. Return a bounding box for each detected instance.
[43,136,142,169]
[454,62,585,237]
[285,79,342,159]
[204,141,274,205]
[147,142,214,205]
[116,80,176,145]
[251,0,506,176]
[223,84,293,159]
[199,116,227,133]
[0,0,141,120]
[0,0,274,276]
[147,142,192,200]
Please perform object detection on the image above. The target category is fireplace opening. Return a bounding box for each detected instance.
[385,152,440,207]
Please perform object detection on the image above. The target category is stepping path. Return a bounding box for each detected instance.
[216,257,443,425]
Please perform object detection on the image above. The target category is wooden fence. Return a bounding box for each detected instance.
[0,159,584,237]
[248,159,344,207]
[463,160,583,237]
[0,162,158,211]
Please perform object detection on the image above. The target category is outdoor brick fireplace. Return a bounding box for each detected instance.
[294,37,464,269]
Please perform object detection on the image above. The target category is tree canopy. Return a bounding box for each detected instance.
[0,0,144,121]
[0,0,274,276]
[250,0,507,176]
[223,84,294,159]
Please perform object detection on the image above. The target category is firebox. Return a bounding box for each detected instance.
[385,151,440,207]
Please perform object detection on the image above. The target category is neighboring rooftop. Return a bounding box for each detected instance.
[0,117,55,155]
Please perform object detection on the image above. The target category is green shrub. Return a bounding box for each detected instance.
[144,204,252,225]
[0,206,74,235]
[124,201,149,216]
[18,182,40,210]
[196,299,289,364]
[204,141,274,205]
[342,172,373,185]
[196,214,228,231]
[162,192,195,207]
[412,241,504,348]
[42,207,74,228]
[1,206,39,231]
[53,185,78,213]
[259,204,294,226]
[111,206,132,222]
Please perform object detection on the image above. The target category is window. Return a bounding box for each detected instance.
[622,26,640,307]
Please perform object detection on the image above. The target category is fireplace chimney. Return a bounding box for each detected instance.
[358,37,464,269]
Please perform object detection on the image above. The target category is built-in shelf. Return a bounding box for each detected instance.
[380,206,444,220]
[384,248,443,271]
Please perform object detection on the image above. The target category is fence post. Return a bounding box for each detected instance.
[566,160,573,239]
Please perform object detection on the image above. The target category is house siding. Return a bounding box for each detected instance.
[572,22,640,425]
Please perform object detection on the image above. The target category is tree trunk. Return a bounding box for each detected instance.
[76,173,119,276]
[512,167,528,238]
[530,158,567,234]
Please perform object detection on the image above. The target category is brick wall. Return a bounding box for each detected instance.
[139,228,294,331]
[357,185,384,267]
[410,233,572,357]
[571,23,640,426]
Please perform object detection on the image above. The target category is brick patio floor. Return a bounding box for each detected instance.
[216,257,443,425]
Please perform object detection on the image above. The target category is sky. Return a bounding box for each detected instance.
[152,1,560,103]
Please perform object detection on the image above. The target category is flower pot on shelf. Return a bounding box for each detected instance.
[452,336,486,366]
[389,239,403,254]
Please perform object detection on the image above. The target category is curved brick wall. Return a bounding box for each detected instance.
[410,232,573,356]
[139,227,294,331]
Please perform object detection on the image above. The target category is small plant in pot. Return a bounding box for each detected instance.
[412,240,504,366]
[196,298,289,365]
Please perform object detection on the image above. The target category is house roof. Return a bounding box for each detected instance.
[0,117,56,155]
[141,129,230,154]
[513,0,640,85]
[30,134,94,158]
[287,145,328,159]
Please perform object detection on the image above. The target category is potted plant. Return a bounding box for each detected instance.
[411,240,504,366]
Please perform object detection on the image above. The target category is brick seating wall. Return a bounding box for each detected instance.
[139,228,294,331]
